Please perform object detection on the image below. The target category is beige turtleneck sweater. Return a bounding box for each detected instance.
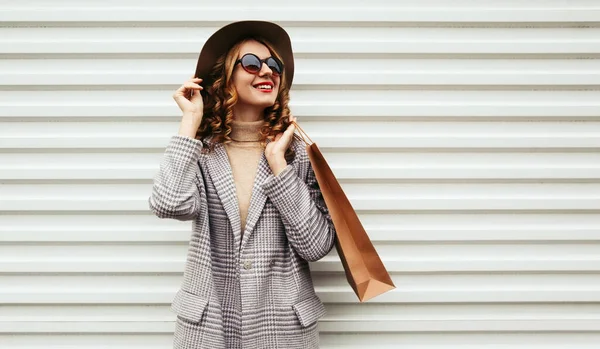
[224,119,264,238]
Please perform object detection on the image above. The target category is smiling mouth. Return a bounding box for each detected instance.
[253,84,274,92]
[253,85,273,93]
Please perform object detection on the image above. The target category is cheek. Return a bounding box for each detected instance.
[232,72,253,90]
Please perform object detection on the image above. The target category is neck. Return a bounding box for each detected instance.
[232,103,264,122]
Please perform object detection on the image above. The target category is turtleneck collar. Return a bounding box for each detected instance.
[229,119,263,142]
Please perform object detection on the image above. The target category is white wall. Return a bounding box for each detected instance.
[1,1,600,348]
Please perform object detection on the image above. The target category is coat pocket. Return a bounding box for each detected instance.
[292,294,326,327]
[170,288,209,323]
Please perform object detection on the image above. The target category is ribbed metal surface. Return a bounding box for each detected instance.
[1,1,600,348]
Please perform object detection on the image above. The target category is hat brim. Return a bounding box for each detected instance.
[195,20,294,92]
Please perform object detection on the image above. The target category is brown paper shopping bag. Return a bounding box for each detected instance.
[293,121,396,302]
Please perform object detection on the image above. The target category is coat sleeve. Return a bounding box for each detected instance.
[261,161,336,262]
[148,134,205,221]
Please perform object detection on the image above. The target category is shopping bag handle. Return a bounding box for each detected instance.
[291,120,314,146]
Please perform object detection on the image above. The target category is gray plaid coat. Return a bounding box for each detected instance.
[149,134,336,349]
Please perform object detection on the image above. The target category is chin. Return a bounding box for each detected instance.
[259,99,277,108]
[240,97,277,109]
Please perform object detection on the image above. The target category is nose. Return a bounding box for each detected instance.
[258,62,274,77]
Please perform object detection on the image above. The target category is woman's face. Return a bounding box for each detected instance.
[231,40,281,112]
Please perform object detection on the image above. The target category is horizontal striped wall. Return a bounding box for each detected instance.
[1,1,600,348]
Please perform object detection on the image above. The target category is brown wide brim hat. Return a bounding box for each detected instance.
[194,20,295,93]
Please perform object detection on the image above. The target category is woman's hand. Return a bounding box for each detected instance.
[173,75,204,116]
[174,75,204,138]
[266,114,297,176]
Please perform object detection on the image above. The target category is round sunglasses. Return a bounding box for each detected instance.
[234,53,284,77]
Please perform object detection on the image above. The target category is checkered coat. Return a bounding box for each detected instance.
[148,134,336,349]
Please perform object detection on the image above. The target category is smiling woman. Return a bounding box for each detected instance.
[148,20,336,349]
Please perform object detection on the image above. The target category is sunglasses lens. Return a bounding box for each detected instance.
[241,54,261,73]
[266,58,282,75]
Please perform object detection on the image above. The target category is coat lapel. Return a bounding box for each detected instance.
[239,150,271,253]
[205,137,274,256]
[205,141,243,255]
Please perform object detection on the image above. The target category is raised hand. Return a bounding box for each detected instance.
[174,75,205,138]
[265,114,297,176]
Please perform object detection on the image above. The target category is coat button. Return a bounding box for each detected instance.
[243,260,252,270]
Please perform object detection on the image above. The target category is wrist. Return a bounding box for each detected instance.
[268,159,288,176]
[178,116,201,138]
[182,111,202,119]
[178,125,198,139]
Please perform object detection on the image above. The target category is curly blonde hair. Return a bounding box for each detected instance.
[195,36,299,163]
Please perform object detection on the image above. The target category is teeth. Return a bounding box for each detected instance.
[255,85,272,90]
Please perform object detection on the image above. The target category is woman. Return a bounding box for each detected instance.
[148,20,336,349]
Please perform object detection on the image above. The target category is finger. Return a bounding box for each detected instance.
[173,84,188,97]
[174,88,192,100]
[180,86,203,97]
[184,82,203,89]
[278,125,294,143]
[174,83,202,99]
[190,86,204,96]
[286,123,295,133]
[183,87,203,94]
[184,86,203,93]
